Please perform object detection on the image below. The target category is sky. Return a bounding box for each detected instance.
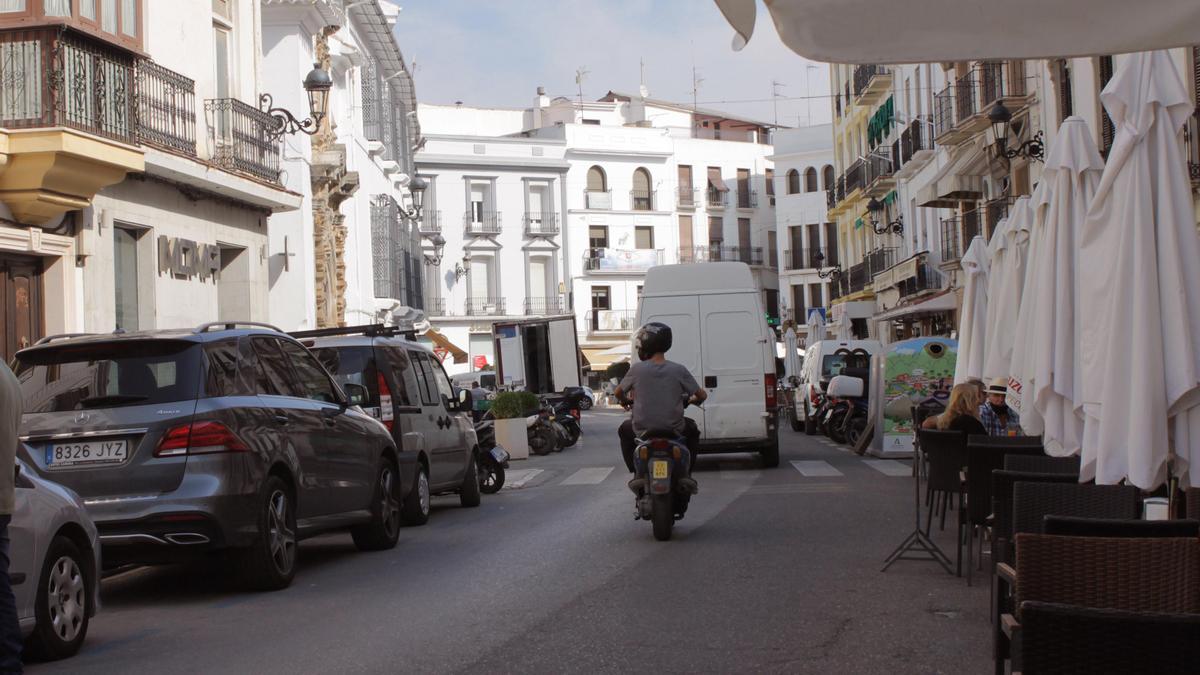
[391,0,832,128]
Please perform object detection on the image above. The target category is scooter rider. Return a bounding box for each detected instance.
[614,322,706,494]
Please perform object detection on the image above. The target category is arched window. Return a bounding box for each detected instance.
[632,167,652,210]
[804,167,819,193]
[822,165,835,191]
[786,169,800,194]
[586,165,607,192]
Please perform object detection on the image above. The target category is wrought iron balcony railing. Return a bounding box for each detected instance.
[524,296,564,315]
[706,187,729,208]
[900,119,933,165]
[853,64,891,101]
[984,197,1014,241]
[736,190,758,209]
[524,212,559,235]
[584,247,663,273]
[679,245,764,266]
[587,309,638,335]
[424,297,447,316]
[419,210,441,234]
[465,297,506,316]
[934,83,956,140]
[464,211,502,235]
[783,246,835,270]
[136,60,197,156]
[677,186,699,208]
[940,217,963,263]
[630,189,656,211]
[205,97,281,184]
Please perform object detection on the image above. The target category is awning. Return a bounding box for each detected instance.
[422,328,468,364]
[713,0,1200,64]
[581,347,625,371]
[874,291,958,323]
[917,141,986,208]
[707,168,730,192]
[873,255,920,290]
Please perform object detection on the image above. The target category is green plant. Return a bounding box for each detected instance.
[605,361,630,382]
[490,391,540,419]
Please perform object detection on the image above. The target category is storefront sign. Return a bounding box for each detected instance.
[158,236,220,281]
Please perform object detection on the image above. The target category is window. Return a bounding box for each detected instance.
[430,359,455,402]
[586,165,607,192]
[822,165,835,191]
[120,0,136,35]
[277,340,339,403]
[678,215,693,254]
[251,338,301,398]
[588,225,608,249]
[632,167,652,210]
[0,0,23,12]
[677,165,693,203]
[634,226,654,250]
[381,347,419,407]
[203,339,255,398]
[637,285,643,299]
[789,226,804,267]
[792,286,806,324]
[409,350,436,405]
[824,223,839,265]
[44,0,70,16]
[765,168,775,203]
[101,0,117,32]
[591,286,610,310]
[786,169,800,194]
[1098,55,1116,156]
[767,231,777,268]
[1055,59,1074,123]
[809,284,823,312]
[804,167,818,193]
[113,226,140,332]
[736,168,750,208]
[708,216,723,246]
[582,119,600,125]
[737,218,751,260]
[213,26,231,100]
[79,0,95,19]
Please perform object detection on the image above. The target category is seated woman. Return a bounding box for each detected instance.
[921,382,986,435]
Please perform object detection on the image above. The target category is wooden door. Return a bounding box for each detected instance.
[0,253,44,363]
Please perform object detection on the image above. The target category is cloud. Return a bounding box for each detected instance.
[392,0,832,127]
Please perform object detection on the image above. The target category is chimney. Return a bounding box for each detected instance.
[533,86,550,128]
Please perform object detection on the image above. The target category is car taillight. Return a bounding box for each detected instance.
[377,372,394,431]
[810,388,821,405]
[155,421,249,457]
[765,373,777,408]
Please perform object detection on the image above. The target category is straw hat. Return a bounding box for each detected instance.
[987,377,1009,395]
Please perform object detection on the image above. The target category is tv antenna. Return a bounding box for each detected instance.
[772,79,785,127]
[575,66,589,108]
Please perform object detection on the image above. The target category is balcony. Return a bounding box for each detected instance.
[782,246,834,271]
[584,247,663,274]
[826,186,837,210]
[464,211,502,235]
[524,296,564,315]
[963,206,982,244]
[524,212,559,236]
[736,190,758,209]
[899,261,945,299]
[863,151,896,197]
[630,189,656,211]
[424,297,447,316]
[677,186,699,208]
[205,98,282,184]
[137,60,198,157]
[465,297,507,316]
[935,62,1029,146]
[940,217,963,264]
[853,65,893,106]
[419,210,442,235]
[897,119,936,178]
[978,61,1029,112]
[681,245,764,266]
[587,309,638,336]
[706,187,729,208]
[585,189,612,210]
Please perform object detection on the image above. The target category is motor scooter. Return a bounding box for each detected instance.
[625,395,700,542]
[474,410,510,493]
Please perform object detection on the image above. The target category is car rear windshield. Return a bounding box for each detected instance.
[312,346,380,405]
[821,352,871,379]
[15,340,203,413]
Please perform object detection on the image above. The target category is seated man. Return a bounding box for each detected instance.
[614,322,706,495]
[979,377,1022,436]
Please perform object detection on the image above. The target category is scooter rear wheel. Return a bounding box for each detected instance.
[529,425,557,456]
[651,494,674,541]
[479,458,505,494]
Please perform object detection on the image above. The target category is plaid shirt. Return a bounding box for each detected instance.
[978,403,1021,437]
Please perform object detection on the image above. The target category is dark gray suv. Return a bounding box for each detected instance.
[14,323,402,590]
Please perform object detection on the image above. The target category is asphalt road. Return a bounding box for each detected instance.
[30,410,991,674]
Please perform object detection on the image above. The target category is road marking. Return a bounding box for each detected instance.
[560,467,615,485]
[790,460,844,477]
[503,468,544,489]
[862,459,911,477]
[719,468,762,481]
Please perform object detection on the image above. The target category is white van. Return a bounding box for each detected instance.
[795,339,882,434]
[637,262,779,467]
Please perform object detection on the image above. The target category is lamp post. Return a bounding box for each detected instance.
[260,63,334,140]
[454,254,471,281]
[866,196,904,235]
[400,176,427,221]
[813,251,841,279]
[423,233,446,266]
[988,101,1045,165]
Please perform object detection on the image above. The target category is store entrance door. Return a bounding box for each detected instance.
[0,253,44,362]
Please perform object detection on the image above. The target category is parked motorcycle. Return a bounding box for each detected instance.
[824,373,868,446]
[526,405,559,456]
[474,411,510,494]
[548,397,582,447]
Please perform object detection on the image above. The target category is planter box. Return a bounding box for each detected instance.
[494,417,529,460]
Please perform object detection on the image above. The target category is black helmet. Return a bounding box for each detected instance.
[634,322,673,361]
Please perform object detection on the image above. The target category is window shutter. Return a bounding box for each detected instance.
[1098,56,1116,156]
[1056,59,1074,123]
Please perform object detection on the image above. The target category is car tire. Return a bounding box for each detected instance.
[789,408,803,433]
[803,399,819,435]
[578,397,593,411]
[401,464,431,526]
[240,476,298,591]
[352,458,403,551]
[759,436,780,468]
[26,536,91,661]
[460,454,482,508]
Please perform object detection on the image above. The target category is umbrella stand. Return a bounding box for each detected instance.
[882,448,954,574]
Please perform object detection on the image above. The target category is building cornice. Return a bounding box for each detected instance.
[416,155,570,172]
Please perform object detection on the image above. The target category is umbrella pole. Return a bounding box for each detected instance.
[882,446,954,575]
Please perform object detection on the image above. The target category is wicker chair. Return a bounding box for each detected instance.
[917,429,968,575]
[993,534,1200,675]
[1002,454,1080,475]
[1044,516,1200,538]
[990,471,1077,567]
[1018,601,1200,674]
[1012,482,1141,537]
[1187,487,1200,521]
[964,439,1047,585]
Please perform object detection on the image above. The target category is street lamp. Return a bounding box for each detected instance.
[259,63,333,140]
[813,250,841,279]
[988,101,1045,164]
[422,233,446,266]
[866,197,903,235]
[401,176,427,221]
[453,254,471,281]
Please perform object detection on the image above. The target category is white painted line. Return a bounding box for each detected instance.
[502,468,544,489]
[862,459,911,477]
[790,460,844,477]
[560,467,616,485]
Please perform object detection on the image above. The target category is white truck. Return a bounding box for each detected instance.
[637,262,780,467]
[491,315,582,394]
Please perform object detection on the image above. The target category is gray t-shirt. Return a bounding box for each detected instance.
[618,359,700,435]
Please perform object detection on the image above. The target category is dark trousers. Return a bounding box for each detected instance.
[619,418,700,474]
[0,515,21,673]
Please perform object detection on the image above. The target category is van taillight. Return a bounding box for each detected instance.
[377,372,394,431]
[765,373,777,408]
[155,421,249,457]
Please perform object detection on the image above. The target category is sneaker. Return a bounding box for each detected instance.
[627,478,646,494]
[678,477,699,494]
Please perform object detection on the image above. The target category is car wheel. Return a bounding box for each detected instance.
[401,464,431,526]
[460,454,482,508]
[26,536,91,661]
[352,458,402,551]
[578,397,593,410]
[240,476,298,591]
[759,436,780,468]
[803,400,818,435]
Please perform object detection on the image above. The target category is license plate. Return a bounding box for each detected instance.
[490,446,509,462]
[47,439,129,468]
[651,460,669,479]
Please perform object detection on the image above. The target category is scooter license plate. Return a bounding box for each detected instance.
[651,460,669,479]
[490,447,509,462]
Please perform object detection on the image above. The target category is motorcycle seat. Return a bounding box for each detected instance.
[640,429,682,440]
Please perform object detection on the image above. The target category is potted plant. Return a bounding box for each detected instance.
[489,391,539,460]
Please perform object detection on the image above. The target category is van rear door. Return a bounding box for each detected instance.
[700,293,767,440]
[637,296,705,436]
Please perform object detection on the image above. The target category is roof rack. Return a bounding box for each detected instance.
[289,323,418,341]
[32,333,94,346]
[194,321,284,334]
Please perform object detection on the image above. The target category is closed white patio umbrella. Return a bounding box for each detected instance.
[806,308,826,343]
[981,196,1031,383]
[783,326,801,382]
[833,309,851,341]
[1007,181,1050,433]
[953,236,988,384]
[1077,51,1200,489]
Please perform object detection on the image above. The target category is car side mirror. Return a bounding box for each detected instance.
[343,383,369,408]
[457,388,472,411]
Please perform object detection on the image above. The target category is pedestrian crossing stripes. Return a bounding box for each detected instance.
[560,467,616,485]
[502,468,544,490]
[862,459,912,477]
[789,460,844,477]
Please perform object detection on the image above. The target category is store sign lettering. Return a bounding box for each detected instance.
[157,236,220,281]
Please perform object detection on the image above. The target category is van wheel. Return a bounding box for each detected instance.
[759,437,780,468]
[352,459,402,551]
[459,454,482,508]
[26,536,91,661]
[240,476,297,591]
[803,400,818,435]
[789,407,803,432]
[401,465,431,526]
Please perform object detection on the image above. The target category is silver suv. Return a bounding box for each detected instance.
[298,324,481,526]
[14,322,402,590]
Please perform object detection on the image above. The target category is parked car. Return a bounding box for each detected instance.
[637,262,780,467]
[10,458,100,661]
[299,324,481,528]
[562,386,595,410]
[14,322,404,591]
[450,370,496,392]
